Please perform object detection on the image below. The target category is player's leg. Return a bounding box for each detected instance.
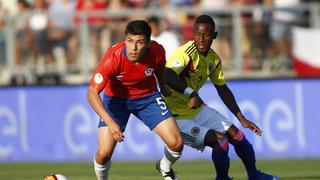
[198,106,278,179]
[153,117,183,176]
[195,106,254,175]
[176,117,231,180]
[204,130,231,180]
[94,126,117,180]
[94,95,130,180]
[226,125,279,180]
[132,93,183,180]
[225,125,257,177]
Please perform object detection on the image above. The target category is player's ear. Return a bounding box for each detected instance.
[213,31,218,39]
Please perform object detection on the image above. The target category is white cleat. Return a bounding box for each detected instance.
[156,160,178,180]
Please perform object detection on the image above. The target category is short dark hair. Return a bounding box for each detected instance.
[147,16,160,26]
[194,15,216,30]
[125,20,151,41]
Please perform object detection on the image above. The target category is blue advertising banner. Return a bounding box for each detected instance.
[0,79,319,162]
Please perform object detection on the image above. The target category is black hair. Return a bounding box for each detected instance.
[194,14,218,38]
[125,20,151,41]
[17,0,30,8]
[147,16,160,25]
[195,15,216,30]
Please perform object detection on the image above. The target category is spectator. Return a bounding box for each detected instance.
[200,0,233,64]
[48,0,76,73]
[147,16,180,59]
[0,1,6,66]
[27,0,53,72]
[75,0,108,70]
[267,0,301,71]
[15,0,32,66]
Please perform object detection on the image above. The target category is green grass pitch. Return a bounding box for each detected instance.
[1,159,320,180]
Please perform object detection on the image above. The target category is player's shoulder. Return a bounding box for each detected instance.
[149,40,165,51]
[179,41,197,56]
[168,41,195,60]
[208,49,221,62]
[207,49,223,71]
[149,40,165,56]
[109,41,125,54]
[104,42,124,59]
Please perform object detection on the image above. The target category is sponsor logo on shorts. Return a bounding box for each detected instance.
[191,126,200,136]
[161,110,169,115]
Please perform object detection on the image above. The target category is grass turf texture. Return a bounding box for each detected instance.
[0,159,320,180]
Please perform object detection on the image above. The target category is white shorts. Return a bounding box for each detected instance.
[176,106,233,151]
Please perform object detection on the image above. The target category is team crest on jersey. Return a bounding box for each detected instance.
[187,60,195,73]
[144,68,154,76]
[191,126,200,136]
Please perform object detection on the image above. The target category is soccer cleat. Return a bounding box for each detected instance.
[156,160,178,180]
[248,170,280,180]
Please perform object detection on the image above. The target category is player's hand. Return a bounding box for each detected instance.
[108,122,124,142]
[160,85,172,97]
[240,119,262,136]
[188,92,204,109]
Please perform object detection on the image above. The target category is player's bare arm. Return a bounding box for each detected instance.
[165,68,203,109]
[215,84,262,136]
[87,87,124,142]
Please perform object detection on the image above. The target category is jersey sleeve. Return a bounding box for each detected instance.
[208,54,226,86]
[166,50,189,75]
[89,49,116,92]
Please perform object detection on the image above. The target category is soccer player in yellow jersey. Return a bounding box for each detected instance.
[163,15,280,180]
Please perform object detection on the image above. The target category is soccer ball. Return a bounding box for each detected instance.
[44,174,68,180]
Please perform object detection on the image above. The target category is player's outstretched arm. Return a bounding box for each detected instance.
[87,87,124,142]
[214,84,262,136]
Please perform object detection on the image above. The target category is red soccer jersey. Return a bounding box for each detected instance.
[90,40,166,98]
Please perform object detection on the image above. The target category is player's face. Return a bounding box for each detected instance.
[192,23,214,55]
[125,33,149,62]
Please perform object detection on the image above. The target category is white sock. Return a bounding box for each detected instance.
[94,157,111,180]
[160,146,182,172]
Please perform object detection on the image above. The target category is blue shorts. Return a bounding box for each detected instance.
[98,92,173,132]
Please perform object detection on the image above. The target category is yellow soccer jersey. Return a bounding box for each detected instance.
[164,41,226,119]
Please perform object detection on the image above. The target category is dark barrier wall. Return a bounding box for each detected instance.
[0,79,319,162]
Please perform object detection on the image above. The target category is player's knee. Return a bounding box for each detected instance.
[204,130,227,148]
[96,149,112,163]
[215,131,226,141]
[176,135,184,151]
[225,125,240,139]
[166,135,183,152]
[226,126,247,145]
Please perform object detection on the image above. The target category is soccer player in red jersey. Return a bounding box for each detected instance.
[87,20,183,180]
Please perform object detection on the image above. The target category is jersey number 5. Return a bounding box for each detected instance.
[156,97,167,110]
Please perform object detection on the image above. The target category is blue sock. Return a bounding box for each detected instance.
[211,138,230,179]
[229,130,257,177]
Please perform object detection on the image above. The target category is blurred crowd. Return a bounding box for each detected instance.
[0,0,318,85]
